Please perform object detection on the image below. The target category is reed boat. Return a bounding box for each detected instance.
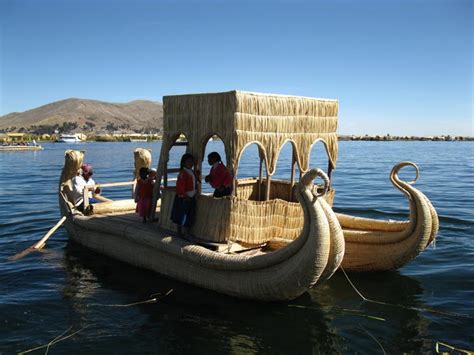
[58,90,438,300]
[59,151,344,301]
[0,144,43,151]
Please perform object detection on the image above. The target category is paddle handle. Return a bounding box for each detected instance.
[34,216,67,250]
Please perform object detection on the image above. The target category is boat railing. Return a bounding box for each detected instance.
[82,178,177,210]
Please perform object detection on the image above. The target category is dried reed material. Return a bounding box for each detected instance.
[235,178,335,206]
[233,163,438,272]
[93,199,138,214]
[159,187,303,244]
[160,91,338,179]
[229,197,304,244]
[61,165,345,301]
[60,149,437,274]
[159,179,334,244]
[340,162,439,271]
[133,148,152,179]
[159,161,437,272]
[159,189,232,242]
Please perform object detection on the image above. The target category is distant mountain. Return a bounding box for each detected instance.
[0,98,163,134]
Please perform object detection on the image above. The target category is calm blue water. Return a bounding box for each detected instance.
[0,141,473,354]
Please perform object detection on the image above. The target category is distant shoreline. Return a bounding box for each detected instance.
[338,134,473,142]
[2,133,473,143]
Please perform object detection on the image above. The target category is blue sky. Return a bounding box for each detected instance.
[1,0,472,135]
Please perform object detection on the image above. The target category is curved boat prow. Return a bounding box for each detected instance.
[338,162,439,272]
[296,169,345,289]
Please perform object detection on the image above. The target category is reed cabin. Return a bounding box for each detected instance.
[154,90,339,245]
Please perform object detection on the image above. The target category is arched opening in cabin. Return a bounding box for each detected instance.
[309,139,335,204]
[201,134,227,195]
[271,141,301,202]
[309,140,332,177]
[163,133,189,188]
[235,142,268,201]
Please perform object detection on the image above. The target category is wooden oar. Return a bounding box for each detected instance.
[9,216,67,261]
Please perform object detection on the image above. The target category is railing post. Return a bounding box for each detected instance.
[265,175,271,200]
[289,151,296,201]
[327,161,333,188]
[83,186,89,209]
[258,157,263,200]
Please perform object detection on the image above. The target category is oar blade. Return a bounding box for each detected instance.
[9,247,37,261]
[9,216,67,261]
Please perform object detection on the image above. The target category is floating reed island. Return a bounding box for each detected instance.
[58,90,439,301]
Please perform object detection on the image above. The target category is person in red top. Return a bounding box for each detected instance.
[135,167,154,223]
[171,154,196,236]
[205,152,233,198]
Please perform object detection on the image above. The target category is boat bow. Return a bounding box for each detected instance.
[338,162,439,271]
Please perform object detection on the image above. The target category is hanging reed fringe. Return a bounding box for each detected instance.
[161,90,339,175]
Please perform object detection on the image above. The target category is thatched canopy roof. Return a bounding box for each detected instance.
[161,90,338,175]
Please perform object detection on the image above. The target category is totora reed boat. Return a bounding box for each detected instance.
[58,90,438,301]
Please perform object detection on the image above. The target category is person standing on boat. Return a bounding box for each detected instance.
[135,167,155,223]
[171,154,197,236]
[71,164,101,213]
[205,152,233,197]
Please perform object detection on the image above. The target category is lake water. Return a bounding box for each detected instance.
[0,141,473,354]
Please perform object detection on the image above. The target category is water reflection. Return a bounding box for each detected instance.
[61,241,438,353]
[63,242,344,353]
[311,271,432,353]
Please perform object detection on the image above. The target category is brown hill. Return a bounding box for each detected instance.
[0,98,163,133]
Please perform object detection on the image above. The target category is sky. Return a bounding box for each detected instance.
[0,0,472,135]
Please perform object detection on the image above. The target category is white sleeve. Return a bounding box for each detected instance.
[71,177,85,205]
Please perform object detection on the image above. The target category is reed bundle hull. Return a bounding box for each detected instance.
[58,150,344,301]
[263,163,438,272]
[337,162,438,272]
[55,90,439,301]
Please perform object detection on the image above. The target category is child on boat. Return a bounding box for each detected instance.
[71,163,101,214]
[205,152,233,197]
[135,167,154,223]
[171,154,196,236]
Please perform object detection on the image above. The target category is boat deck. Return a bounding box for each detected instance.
[89,210,266,255]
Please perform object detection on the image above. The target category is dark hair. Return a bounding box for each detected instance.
[208,152,222,162]
[139,167,149,180]
[180,153,194,170]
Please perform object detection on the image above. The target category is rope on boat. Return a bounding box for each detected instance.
[435,341,472,354]
[358,325,387,355]
[86,289,173,308]
[340,267,472,320]
[18,326,88,355]
[17,290,174,354]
